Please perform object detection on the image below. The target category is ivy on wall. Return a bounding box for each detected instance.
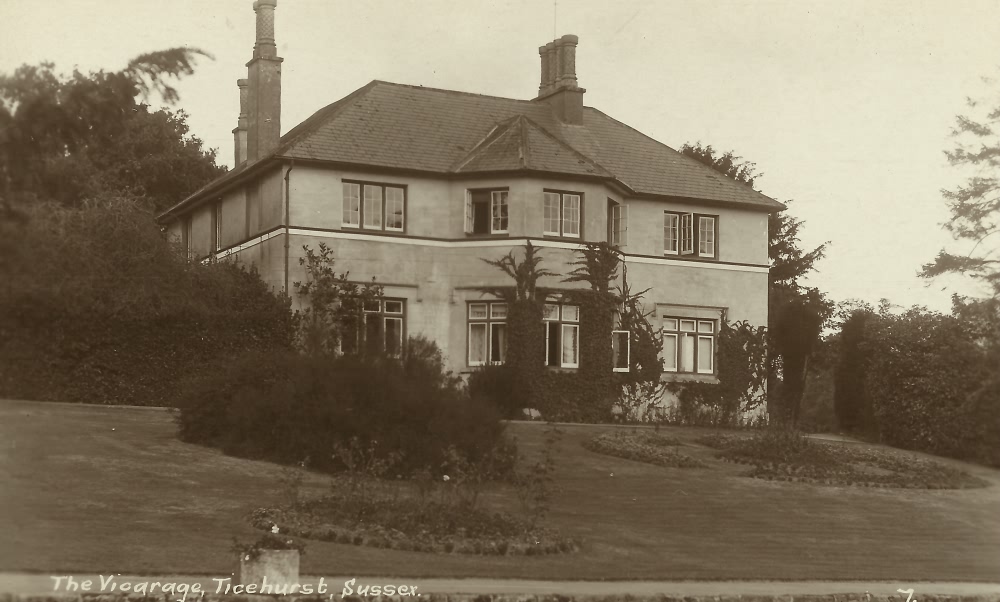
[474,242,663,422]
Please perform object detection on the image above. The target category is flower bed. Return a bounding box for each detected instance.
[248,491,578,556]
[696,430,986,489]
[583,431,704,468]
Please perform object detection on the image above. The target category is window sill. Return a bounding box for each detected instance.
[543,235,583,243]
[660,372,719,385]
[465,232,510,239]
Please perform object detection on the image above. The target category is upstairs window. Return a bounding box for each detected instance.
[664,211,717,259]
[342,181,406,232]
[543,191,581,238]
[608,199,628,246]
[465,190,508,235]
[212,201,222,252]
[543,303,580,368]
[662,317,715,374]
[468,302,507,366]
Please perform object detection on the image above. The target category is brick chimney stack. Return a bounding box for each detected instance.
[232,78,249,165]
[245,0,282,162]
[534,34,585,125]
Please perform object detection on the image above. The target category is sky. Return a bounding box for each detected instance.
[3,0,998,313]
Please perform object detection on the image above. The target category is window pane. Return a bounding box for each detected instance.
[698,321,714,333]
[385,187,404,230]
[561,324,579,366]
[546,321,560,366]
[664,212,678,253]
[662,333,678,371]
[469,323,487,364]
[680,334,695,372]
[490,303,507,319]
[663,318,678,331]
[698,336,714,373]
[385,317,403,357]
[491,191,508,232]
[365,315,381,355]
[363,185,382,229]
[563,194,581,237]
[490,323,507,363]
[384,300,403,314]
[680,319,696,332]
[343,183,360,226]
[469,303,488,319]
[543,304,560,321]
[561,304,580,322]
[363,299,381,312]
[543,192,561,234]
[612,331,629,370]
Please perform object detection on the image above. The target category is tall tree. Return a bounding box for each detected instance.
[0,48,224,213]
[921,77,1000,298]
[680,142,831,424]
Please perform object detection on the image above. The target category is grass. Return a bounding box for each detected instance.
[3,399,1000,580]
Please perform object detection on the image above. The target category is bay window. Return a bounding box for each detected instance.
[543,190,581,238]
[465,189,509,235]
[543,303,580,368]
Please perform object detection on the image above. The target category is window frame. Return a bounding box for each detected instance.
[664,211,719,259]
[467,301,508,366]
[612,330,631,372]
[661,316,716,375]
[542,189,583,239]
[465,188,510,236]
[608,199,628,247]
[211,201,223,253]
[543,302,581,369]
[341,180,407,233]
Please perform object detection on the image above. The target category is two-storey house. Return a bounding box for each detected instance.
[158,0,784,401]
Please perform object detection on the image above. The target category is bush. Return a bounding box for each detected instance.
[176,339,514,477]
[863,308,994,463]
[0,199,295,405]
[468,364,519,418]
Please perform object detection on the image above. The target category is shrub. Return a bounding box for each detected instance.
[863,308,992,462]
[583,430,704,468]
[176,338,514,477]
[0,199,295,405]
[468,364,519,418]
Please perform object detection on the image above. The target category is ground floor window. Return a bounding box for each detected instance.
[342,298,405,357]
[468,301,507,366]
[543,303,580,368]
[662,317,714,374]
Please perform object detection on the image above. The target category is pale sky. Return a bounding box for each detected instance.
[3,0,998,312]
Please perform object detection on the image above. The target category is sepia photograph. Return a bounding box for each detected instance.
[1,1,998,600]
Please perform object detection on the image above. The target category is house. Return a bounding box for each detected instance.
[157,0,784,398]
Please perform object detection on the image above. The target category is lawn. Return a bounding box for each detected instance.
[2,398,999,580]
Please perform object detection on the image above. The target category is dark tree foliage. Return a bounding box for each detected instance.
[680,142,831,424]
[0,198,295,405]
[833,306,873,431]
[680,142,760,188]
[0,48,224,213]
[921,74,1000,298]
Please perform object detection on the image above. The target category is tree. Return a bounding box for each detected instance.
[0,48,224,213]
[921,75,1000,298]
[680,142,831,424]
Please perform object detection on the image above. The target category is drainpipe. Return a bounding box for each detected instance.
[284,160,294,294]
